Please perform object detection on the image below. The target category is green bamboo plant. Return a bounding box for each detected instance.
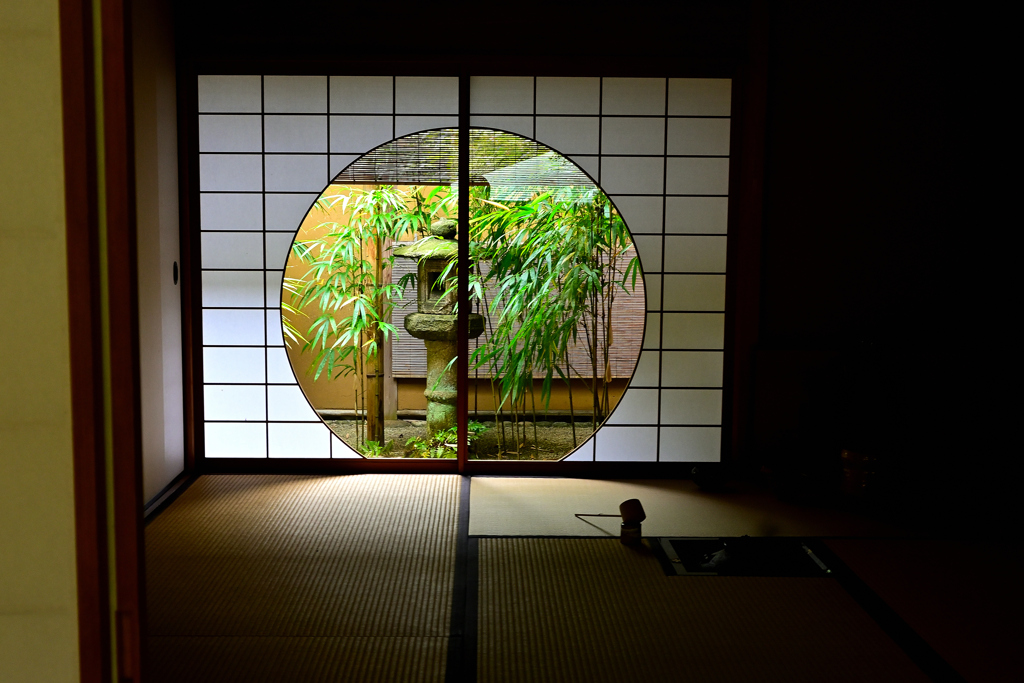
[284,179,639,460]
[284,185,452,451]
[466,185,640,457]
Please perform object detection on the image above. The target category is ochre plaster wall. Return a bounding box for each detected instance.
[0,1,81,680]
[282,184,388,411]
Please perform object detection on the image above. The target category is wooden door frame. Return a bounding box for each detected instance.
[62,0,147,679]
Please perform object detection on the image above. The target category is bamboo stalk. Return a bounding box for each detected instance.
[566,349,578,447]
[530,382,539,459]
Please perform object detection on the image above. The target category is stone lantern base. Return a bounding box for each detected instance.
[404,313,484,434]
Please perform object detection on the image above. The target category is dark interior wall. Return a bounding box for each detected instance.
[757,4,1007,534]
[175,2,1004,532]
[174,1,750,63]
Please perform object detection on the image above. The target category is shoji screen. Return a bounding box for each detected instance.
[196,75,728,461]
[196,75,458,458]
[468,77,731,462]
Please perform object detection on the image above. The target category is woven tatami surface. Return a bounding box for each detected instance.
[477,538,928,683]
[146,474,459,682]
[470,477,900,537]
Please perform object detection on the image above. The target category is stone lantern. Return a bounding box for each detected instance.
[393,219,484,435]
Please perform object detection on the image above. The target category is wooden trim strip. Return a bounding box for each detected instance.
[457,74,470,473]
[174,12,201,473]
[185,57,741,79]
[196,458,701,478]
[100,0,146,679]
[59,0,112,679]
[726,0,769,471]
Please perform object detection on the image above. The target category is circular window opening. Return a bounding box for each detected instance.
[281,128,647,460]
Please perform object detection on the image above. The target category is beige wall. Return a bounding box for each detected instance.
[0,1,81,681]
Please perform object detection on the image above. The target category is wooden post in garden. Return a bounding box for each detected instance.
[367,232,386,445]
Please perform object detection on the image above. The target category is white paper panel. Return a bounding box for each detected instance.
[666,157,730,195]
[535,77,600,114]
[595,427,657,461]
[661,351,724,388]
[266,309,285,346]
[330,116,394,153]
[630,351,660,387]
[662,274,726,311]
[663,236,727,273]
[204,423,267,458]
[265,271,284,308]
[264,155,328,192]
[199,115,262,152]
[394,116,458,137]
[667,118,731,156]
[265,232,295,269]
[534,117,600,155]
[263,76,327,113]
[199,154,262,191]
[266,347,296,384]
[602,117,665,155]
[644,274,661,311]
[267,385,319,421]
[202,270,264,308]
[660,389,723,425]
[201,193,263,231]
[203,347,266,384]
[643,313,661,350]
[568,156,599,182]
[204,385,266,420]
[600,157,663,195]
[394,77,458,114]
[661,313,725,350]
[471,77,533,114]
[332,434,362,459]
[602,78,665,115]
[330,76,393,114]
[265,193,318,231]
[659,426,721,462]
[264,115,327,153]
[606,388,659,425]
[202,309,265,346]
[329,154,360,178]
[664,197,728,234]
[632,235,663,273]
[668,78,732,116]
[268,423,330,458]
[198,75,261,113]
[201,232,263,269]
[562,439,595,461]
[610,195,663,234]
[470,116,533,139]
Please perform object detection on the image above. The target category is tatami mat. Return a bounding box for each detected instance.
[148,636,447,683]
[477,538,928,683]
[145,474,459,681]
[469,477,899,537]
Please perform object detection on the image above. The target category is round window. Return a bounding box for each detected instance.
[280,128,647,460]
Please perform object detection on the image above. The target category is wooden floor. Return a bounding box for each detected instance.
[145,474,1018,681]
